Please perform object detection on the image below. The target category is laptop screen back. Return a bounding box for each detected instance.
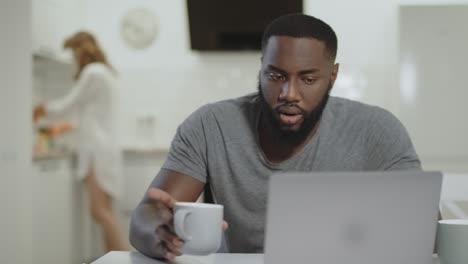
[264,171,442,264]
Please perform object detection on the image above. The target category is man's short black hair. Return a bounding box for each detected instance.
[261,13,338,60]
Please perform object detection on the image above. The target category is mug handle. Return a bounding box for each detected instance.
[174,209,192,241]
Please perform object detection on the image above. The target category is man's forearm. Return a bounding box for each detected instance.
[129,204,164,259]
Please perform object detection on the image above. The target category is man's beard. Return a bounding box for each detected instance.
[257,82,331,145]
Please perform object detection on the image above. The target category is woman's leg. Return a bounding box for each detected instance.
[84,167,128,251]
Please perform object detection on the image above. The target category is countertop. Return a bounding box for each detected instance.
[33,147,170,162]
[93,252,264,264]
[92,251,441,264]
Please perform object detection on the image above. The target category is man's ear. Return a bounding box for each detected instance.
[330,63,340,85]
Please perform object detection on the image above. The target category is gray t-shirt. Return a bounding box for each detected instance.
[161,94,421,253]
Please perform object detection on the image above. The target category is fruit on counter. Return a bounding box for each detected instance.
[38,122,73,137]
[33,122,74,157]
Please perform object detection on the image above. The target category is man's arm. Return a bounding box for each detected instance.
[129,169,205,260]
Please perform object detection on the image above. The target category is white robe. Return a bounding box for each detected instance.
[45,63,122,198]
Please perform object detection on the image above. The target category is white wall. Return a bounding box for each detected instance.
[0,1,33,263]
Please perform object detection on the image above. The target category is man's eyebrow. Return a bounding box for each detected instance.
[266,65,287,75]
[267,64,321,75]
[298,68,321,75]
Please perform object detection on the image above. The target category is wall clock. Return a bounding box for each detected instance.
[120,8,158,49]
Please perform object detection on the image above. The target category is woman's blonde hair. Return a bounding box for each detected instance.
[64,31,114,79]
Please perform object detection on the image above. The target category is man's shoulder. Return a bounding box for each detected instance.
[209,93,258,110]
[329,96,374,113]
[328,96,395,122]
[327,97,406,138]
[181,93,258,128]
[193,93,258,118]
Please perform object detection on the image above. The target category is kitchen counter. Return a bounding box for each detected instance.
[32,148,80,264]
[122,147,169,155]
[33,146,169,162]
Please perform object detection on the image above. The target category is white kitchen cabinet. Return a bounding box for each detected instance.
[32,156,78,264]
[32,0,83,62]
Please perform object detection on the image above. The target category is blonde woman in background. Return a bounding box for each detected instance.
[34,31,127,251]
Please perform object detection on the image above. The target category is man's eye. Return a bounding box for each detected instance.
[268,73,284,81]
[304,77,317,84]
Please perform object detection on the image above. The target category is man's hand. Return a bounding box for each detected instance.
[147,188,229,262]
[147,188,184,261]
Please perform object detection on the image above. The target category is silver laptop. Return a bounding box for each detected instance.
[264,171,442,264]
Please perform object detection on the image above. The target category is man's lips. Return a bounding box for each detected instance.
[279,113,302,125]
[275,105,304,126]
[277,105,302,115]
[276,105,304,126]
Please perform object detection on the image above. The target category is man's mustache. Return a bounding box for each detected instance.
[276,104,305,115]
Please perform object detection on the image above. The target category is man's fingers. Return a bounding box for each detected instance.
[156,225,184,246]
[147,188,177,208]
[156,242,178,262]
[155,203,174,224]
[222,220,229,231]
[166,252,176,262]
[162,241,182,262]
[162,241,183,257]
[158,231,183,262]
[156,226,184,249]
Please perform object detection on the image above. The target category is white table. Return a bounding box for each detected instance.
[92,251,440,264]
[91,252,263,264]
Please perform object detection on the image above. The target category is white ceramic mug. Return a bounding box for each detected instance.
[437,219,468,264]
[173,202,224,255]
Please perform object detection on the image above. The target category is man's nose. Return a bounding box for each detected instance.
[279,79,299,102]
